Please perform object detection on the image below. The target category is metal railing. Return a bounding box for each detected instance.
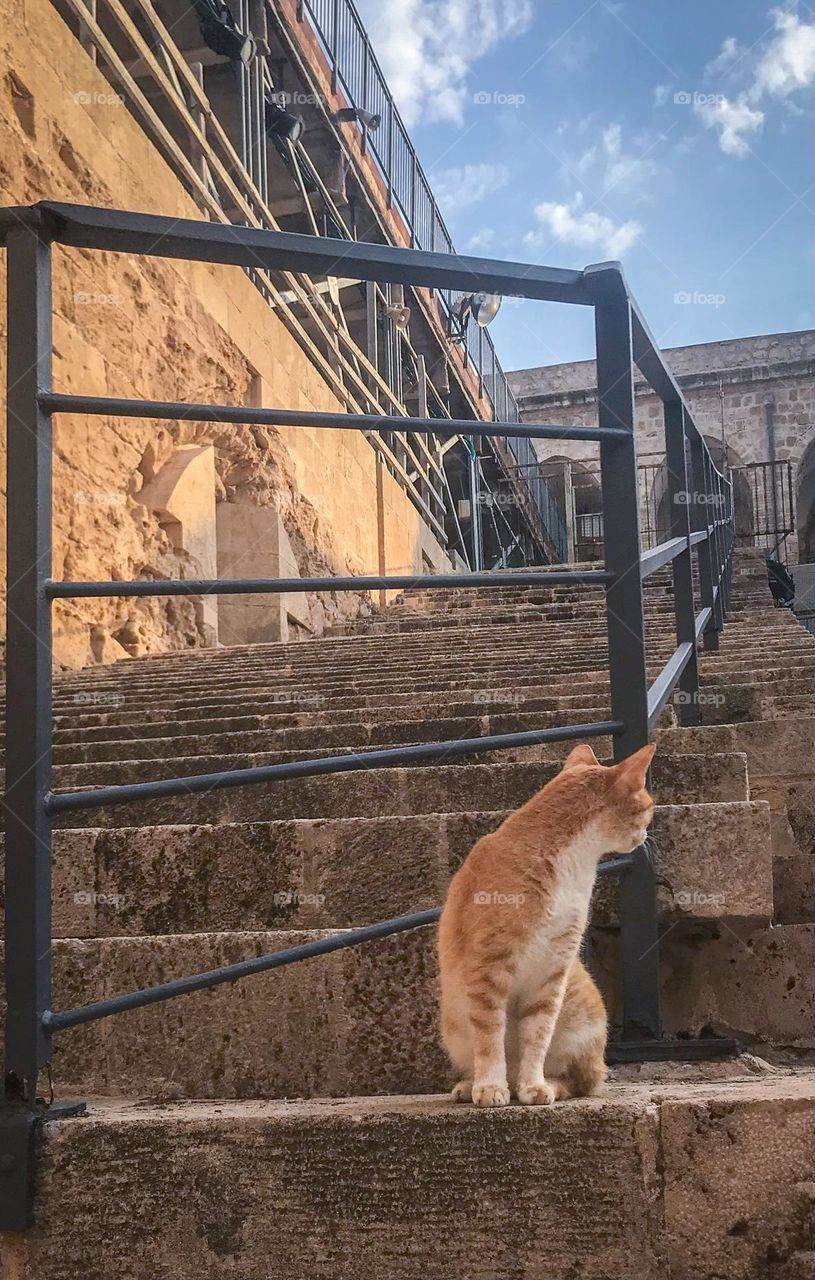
[48,0,565,567]
[48,0,565,565]
[1,201,735,1229]
[731,459,795,561]
[294,0,523,436]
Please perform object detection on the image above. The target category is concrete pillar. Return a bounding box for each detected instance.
[136,444,218,644]
[216,503,311,645]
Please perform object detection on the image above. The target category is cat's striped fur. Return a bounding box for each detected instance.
[438,742,656,1107]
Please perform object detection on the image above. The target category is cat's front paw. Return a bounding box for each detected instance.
[517,1079,556,1106]
[451,1079,473,1102]
[472,1081,511,1108]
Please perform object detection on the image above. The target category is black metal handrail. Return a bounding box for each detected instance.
[1,200,734,1230]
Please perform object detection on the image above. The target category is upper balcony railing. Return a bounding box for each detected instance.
[296,0,525,435]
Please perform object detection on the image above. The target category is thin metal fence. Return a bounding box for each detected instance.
[1,201,735,1229]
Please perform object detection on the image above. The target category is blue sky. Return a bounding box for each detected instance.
[356,0,814,369]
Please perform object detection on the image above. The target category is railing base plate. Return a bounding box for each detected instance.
[0,1100,86,1231]
[607,1037,740,1064]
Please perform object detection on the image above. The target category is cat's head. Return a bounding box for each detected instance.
[562,742,656,854]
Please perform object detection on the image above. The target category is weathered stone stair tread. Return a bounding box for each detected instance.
[45,751,745,829]
[23,1075,814,1280]
[42,678,812,764]
[29,921,812,1097]
[52,631,812,687]
[38,796,767,937]
[49,655,815,706]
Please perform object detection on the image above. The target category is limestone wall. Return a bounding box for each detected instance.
[0,0,449,668]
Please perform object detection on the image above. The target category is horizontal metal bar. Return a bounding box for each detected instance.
[42,908,443,1031]
[597,853,637,876]
[606,1037,739,1064]
[647,641,694,732]
[695,606,712,644]
[47,569,612,600]
[630,301,686,408]
[45,847,633,1033]
[12,202,595,305]
[45,721,624,814]
[688,530,708,547]
[39,392,628,443]
[639,535,687,580]
[629,304,725,482]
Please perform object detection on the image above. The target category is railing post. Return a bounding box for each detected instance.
[707,457,726,634]
[664,401,701,725]
[468,450,484,570]
[588,266,661,1042]
[1,221,56,1230]
[689,435,720,651]
[330,0,340,91]
[723,476,734,611]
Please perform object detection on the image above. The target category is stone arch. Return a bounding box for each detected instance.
[644,435,752,545]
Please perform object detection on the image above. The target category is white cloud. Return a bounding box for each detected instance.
[573,121,657,197]
[466,228,496,252]
[525,193,642,259]
[695,95,764,156]
[751,10,815,100]
[354,0,533,126]
[697,10,815,157]
[654,84,671,106]
[430,163,510,213]
[705,35,745,78]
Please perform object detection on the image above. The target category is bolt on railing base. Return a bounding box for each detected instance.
[606,1037,740,1064]
[0,1097,86,1231]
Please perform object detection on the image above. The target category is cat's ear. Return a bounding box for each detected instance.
[615,743,656,789]
[562,744,599,770]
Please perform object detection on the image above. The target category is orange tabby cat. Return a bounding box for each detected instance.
[438,741,656,1107]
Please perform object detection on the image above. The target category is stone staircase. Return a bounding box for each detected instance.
[1,548,813,1278]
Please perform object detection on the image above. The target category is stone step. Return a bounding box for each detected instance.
[41,661,812,730]
[657,717,813,781]
[45,750,743,828]
[18,1076,814,1280]
[51,678,811,759]
[46,616,805,669]
[49,634,811,694]
[39,796,767,937]
[52,710,619,764]
[47,650,808,711]
[52,690,619,743]
[27,918,810,1104]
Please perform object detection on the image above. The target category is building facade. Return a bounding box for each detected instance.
[1,0,566,668]
[509,330,815,566]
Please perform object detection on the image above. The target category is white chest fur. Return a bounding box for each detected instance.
[512,831,600,999]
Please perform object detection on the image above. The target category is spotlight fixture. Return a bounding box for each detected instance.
[382,284,411,332]
[457,291,502,329]
[264,98,304,144]
[333,107,382,132]
[191,0,256,64]
[384,302,411,331]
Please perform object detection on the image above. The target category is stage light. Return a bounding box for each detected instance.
[457,291,502,329]
[191,0,256,65]
[264,99,304,143]
[334,107,382,132]
[384,303,411,331]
